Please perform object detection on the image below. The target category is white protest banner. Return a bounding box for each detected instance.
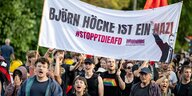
[39,0,182,62]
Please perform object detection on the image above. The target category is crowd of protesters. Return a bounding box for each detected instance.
[0,39,192,96]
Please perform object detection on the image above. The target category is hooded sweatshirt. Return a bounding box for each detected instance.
[4,66,27,96]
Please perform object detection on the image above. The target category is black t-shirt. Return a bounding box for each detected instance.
[60,64,73,95]
[30,77,49,96]
[122,82,133,96]
[101,71,122,96]
[175,82,192,96]
[81,73,99,96]
[133,83,150,96]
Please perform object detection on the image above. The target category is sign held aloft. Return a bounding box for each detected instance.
[39,0,182,62]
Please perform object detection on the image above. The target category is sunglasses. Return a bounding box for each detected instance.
[125,66,132,69]
[84,62,92,65]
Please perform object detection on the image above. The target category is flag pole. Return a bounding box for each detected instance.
[133,0,137,10]
[36,0,47,59]
[36,45,39,59]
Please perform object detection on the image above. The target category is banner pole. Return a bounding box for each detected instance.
[36,45,40,59]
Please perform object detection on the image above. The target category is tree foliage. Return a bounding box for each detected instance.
[173,0,192,52]
[81,0,131,10]
[0,0,36,60]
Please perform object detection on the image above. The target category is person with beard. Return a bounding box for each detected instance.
[174,65,192,96]
[18,57,63,96]
[130,67,161,96]
[100,58,125,96]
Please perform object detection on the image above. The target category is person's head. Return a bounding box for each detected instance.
[123,61,133,73]
[53,50,64,64]
[26,50,39,65]
[106,58,116,71]
[167,63,175,71]
[5,38,10,45]
[161,62,169,70]
[139,67,152,84]
[73,76,88,95]
[100,58,107,69]
[53,50,65,57]
[13,66,27,81]
[181,65,191,82]
[84,58,95,73]
[35,57,50,79]
[160,78,169,92]
[13,70,22,82]
[64,54,74,65]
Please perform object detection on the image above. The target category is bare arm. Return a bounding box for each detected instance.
[98,76,104,96]
[116,60,125,90]
[54,55,62,85]
[44,48,54,58]
[11,53,15,60]
[69,54,85,71]
[156,72,170,85]
[69,60,83,71]
[116,74,125,90]
[133,61,149,77]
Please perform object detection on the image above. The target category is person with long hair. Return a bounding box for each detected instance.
[69,76,90,96]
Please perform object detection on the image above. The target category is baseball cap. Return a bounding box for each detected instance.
[140,67,151,74]
[84,58,94,64]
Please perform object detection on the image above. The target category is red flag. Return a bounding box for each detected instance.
[144,0,168,9]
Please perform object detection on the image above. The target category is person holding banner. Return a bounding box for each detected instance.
[25,50,39,77]
[80,58,104,96]
[100,58,125,96]
[53,50,84,96]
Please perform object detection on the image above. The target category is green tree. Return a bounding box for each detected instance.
[173,0,192,52]
[81,0,131,10]
[0,0,36,60]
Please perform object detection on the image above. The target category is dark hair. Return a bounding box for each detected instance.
[13,70,22,80]
[180,65,191,74]
[73,76,88,95]
[35,57,50,68]
[27,50,39,58]
[53,50,64,56]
